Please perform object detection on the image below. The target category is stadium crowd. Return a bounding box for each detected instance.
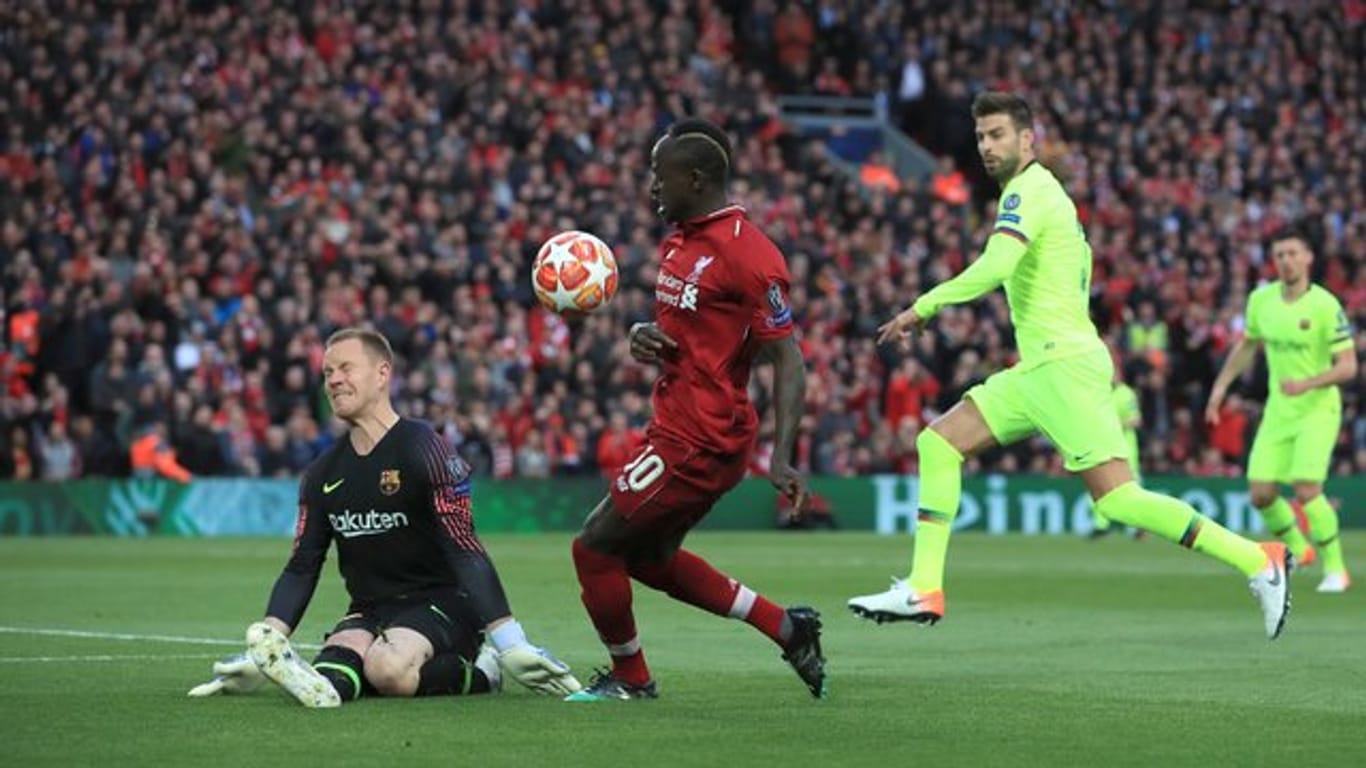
[1,0,1363,483]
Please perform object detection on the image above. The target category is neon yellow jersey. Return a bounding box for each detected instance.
[1245,281,1353,419]
[913,161,1104,369]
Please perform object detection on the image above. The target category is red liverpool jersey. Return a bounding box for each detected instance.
[648,205,794,455]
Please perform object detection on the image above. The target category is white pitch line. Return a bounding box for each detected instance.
[0,653,222,664]
[0,626,320,650]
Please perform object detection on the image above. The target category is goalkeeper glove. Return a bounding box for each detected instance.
[496,644,583,696]
[186,652,266,697]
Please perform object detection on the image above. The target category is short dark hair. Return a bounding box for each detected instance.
[1269,223,1315,252]
[972,91,1034,132]
[325,327,395,366]
[666,117,732,185]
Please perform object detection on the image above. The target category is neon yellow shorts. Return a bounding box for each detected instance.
[966,349,1130,472]
[1246,407,1341,484]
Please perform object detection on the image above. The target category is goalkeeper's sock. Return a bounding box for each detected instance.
[1257,496,1312,560]
[416,652,494,696]
[312,646,364,702]
[630,550,789,646]
[1095,482,1267,576]
[908,428,963,593]
[572,537,651,686]
[1303,494,1345,573]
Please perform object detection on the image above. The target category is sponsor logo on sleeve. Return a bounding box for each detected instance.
[766,282,792,328]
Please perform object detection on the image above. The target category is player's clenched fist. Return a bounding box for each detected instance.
[628,322,678,363]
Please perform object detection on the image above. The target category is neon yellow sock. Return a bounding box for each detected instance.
[908,429,962,593]
[1091,506,1112,532]
[1095,482,1267,577]
[1302,495,1345,574]
[1257,496,1311,560]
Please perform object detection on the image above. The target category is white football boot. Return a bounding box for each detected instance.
[1316,571,1351,594]
[246,622,341,708]
[847,578,945,625]
[1247,543,1292,640]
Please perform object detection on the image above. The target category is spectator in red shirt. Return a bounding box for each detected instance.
[596,412,644,480]
[1208,393,1250,461]
[884,357,940,429]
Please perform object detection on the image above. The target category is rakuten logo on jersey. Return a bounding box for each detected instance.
[328,509,410,538]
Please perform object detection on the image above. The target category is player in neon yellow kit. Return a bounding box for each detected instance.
[848,92,1292,639]
[1206,228,1357,593]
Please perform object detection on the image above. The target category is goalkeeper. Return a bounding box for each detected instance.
[188,328,580,706]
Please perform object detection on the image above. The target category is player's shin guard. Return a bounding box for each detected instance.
[416,652,496,697]
[909,428,963,593]
[312,646,364,703]
[1257,496,1312,559]
[630,551,789,646]
[1095,482,1266,576]
[572,537,651,686]
[1302,495,1345,574]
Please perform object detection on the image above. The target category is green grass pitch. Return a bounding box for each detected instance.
[2,533,1364,767]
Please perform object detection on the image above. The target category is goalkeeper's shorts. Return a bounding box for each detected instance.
[328,589,480,658]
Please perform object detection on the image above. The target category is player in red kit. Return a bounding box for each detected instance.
[566,118,826,702]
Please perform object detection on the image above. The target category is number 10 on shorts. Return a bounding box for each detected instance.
[619,445,666,492]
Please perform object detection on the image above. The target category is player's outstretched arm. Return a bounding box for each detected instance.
[1205,336,1263,424]
[908,229,1027,322]
[759,334,809,512]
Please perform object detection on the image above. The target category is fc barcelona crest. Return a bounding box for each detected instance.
[379,469,401,496]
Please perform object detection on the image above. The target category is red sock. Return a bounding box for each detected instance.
[571,538,650,685]
[631,549,789,647]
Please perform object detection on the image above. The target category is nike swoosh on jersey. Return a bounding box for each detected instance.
[323,479,345,494]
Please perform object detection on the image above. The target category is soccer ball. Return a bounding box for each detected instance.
[531,230,619,314]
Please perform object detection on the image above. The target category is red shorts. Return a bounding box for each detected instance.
[607,433,748,539]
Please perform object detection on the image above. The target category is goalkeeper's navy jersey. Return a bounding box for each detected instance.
[266,418,485,628]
